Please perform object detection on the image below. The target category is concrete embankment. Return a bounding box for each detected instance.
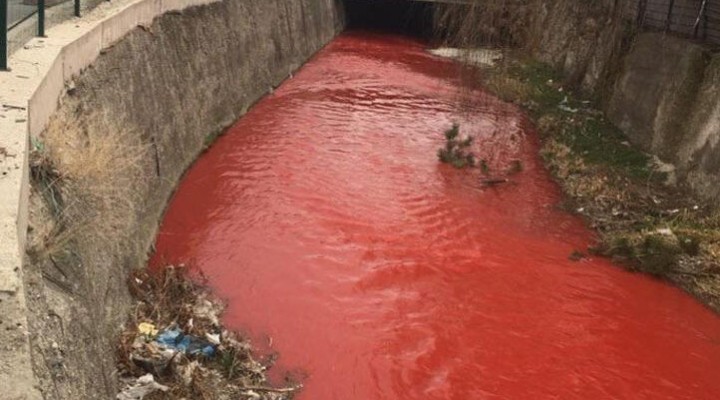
[461,0,720,200]
[533,1,720,200]
[0,0,344,397]
[435,0,720,309]
[607,34,720,199]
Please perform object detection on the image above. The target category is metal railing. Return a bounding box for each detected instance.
[634,0,720,45]
[1,0,85,70]
[1,1,6,69]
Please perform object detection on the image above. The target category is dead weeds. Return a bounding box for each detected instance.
[117,265,300,400]
[27,119,150,264]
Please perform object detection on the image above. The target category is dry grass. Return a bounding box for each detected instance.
[28,120,149,260]
[50,127,147,245]
[433,0,530,48]
[26,114,297,398]
[484,74,534,104]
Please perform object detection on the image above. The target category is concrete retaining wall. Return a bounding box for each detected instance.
[681,53,720,198]
[0,0,344,397]
[607,33,720,199]
[473,0,720,200]
[524,0,632,93]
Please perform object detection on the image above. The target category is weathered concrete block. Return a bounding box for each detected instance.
[62,24,103,80]
[132,0,162,27]
[160,0,218,13]
[607,33,707,162]
[13,0,344,398]
[682,54,720,199]
[101,1,144,48]
[28,54,64,138]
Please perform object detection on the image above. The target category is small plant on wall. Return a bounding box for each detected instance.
[438,124,476,168]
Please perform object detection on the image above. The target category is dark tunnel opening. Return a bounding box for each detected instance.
[343,0,435,39]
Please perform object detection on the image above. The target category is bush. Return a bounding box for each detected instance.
[438,124,476,168]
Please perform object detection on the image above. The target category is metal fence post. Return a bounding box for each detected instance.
[693,0,708,38]
[75,0,80,17]
[636,0,648,27]
[665,0,676,32]
[38,0,45,36]
[702,2,709,40]
[1,0,7,70]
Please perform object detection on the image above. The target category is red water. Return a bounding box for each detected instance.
[151,33,720,399]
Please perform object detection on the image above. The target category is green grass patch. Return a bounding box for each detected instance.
[486,58,656,181]
[560,117,654,180]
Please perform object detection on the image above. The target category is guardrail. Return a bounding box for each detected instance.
[634,0,720,46]
[1,0,86,70]
[1,0,7,69]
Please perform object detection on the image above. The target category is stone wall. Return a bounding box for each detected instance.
[11,0,344,398]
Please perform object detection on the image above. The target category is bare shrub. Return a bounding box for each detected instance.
[30,120,150,258]
[438,124,476,168]
[433,0,531,49]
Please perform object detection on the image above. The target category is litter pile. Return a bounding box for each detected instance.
[116,266,300,399]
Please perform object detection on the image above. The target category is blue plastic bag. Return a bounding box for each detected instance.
[155,328,216,357]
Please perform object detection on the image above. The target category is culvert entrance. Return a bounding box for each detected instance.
[343,0,435,38]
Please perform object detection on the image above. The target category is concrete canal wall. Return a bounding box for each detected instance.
[0,0,344,397]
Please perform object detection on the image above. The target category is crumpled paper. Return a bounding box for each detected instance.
[117,374,169,400]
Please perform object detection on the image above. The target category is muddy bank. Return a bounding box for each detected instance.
[476,52,720,311]
[23,1,343,398]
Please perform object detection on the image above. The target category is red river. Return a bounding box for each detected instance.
[151,33,720,399]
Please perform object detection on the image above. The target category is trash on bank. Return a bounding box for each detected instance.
[117,265,300,399]
[155,327,217,357]
[558,96,578,113]
[117,374,169,400]
[137,322,158,337]
[428,47,503,66]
